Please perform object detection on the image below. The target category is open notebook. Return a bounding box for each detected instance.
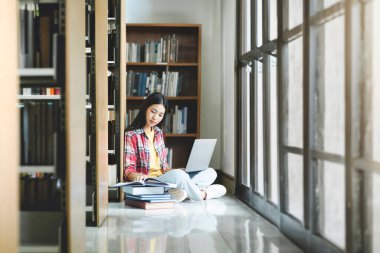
[111,177,177,188]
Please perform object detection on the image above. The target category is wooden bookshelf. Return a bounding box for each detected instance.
[94,0,108,226]
[84,0,109,226]
[126,24,202,168]
[66,0,86,250]
[105,0,126,203]
[15,0,86,252]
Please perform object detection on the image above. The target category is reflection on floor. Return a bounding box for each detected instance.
[86,195,304,253]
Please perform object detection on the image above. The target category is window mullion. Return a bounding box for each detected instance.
[303,0,312,231]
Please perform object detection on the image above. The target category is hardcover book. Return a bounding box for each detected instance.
[123,186,165,195]
[112,177,176,188]
[125,198,174,210]
[125,193,174,202]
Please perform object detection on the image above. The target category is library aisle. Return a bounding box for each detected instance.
[85,196,303,253]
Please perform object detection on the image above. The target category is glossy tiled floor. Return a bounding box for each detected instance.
[86,195,304,253]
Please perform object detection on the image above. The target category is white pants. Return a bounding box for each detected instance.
[157,168,217,201]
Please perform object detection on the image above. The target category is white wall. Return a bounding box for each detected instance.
[126,0,236,177]
[221,0,236,177]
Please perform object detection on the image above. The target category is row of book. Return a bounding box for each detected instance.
[85,111,115,155]
[108,71,116,105]
[20,173,62,211]
[21,87,61,96]
[86,54,92,96]
[126,70,182,97]
[108,120,116,151]
[19,3,59,68]
[126,106,188,134]
[85,110,92,158]
[126,34,179,63]
[108,0,117,18]
[84,66,115,106]
[108,30,116,62]
[85,111,116,156]
[20,101,58,165]
[85,2,92,48]
[163,106,188,134]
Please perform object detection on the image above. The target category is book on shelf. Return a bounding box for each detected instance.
[165,147,173,169]
[20,101,57,165]
[162,106,188,134]
[108,120,115,150]
[126,34,178,63]
[20,173,61,211]
[126,70,182,97]
[21,87,61,96]
[19,3,59,69]
[127,106,188,135]
[108,31,116,61]
[112,177,177,188]
[107,0,116,18]
[125,198,174,210]
[123,185,165,195]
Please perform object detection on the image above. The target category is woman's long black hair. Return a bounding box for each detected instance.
[126,92,168,131]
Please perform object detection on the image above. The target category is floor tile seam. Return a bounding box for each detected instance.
[213,225,236,253]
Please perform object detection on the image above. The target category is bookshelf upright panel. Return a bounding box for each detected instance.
[118,0,126,201]
[0,0,19,252]
[85,0,109,227]
[95,0,109,226]
[107,0,118,202]
[125,24,202,168]
[66,0,86,251]
[107,0,126,203]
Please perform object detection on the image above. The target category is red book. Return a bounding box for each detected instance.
[125,198,174,210]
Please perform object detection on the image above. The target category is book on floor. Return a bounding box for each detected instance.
[125,193,174,202]
[125,198,174,210]
[123,186,165,195]
[112,177,176,188]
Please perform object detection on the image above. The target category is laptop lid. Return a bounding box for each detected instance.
[185,139,217,173]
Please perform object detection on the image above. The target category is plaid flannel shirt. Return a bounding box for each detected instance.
[123,126,168,180]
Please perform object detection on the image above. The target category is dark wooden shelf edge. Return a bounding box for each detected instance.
[20,79,60,87]
[165,134,197,138]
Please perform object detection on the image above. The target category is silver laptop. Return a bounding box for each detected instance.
[185,139,217,172]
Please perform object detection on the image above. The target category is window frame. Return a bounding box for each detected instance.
[235,0,379,252]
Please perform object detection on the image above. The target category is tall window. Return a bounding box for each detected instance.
[237,0,280,216]
[311,1,346,249]
[284,35,304,222]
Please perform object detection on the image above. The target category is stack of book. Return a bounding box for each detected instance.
[112,178,177,210]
